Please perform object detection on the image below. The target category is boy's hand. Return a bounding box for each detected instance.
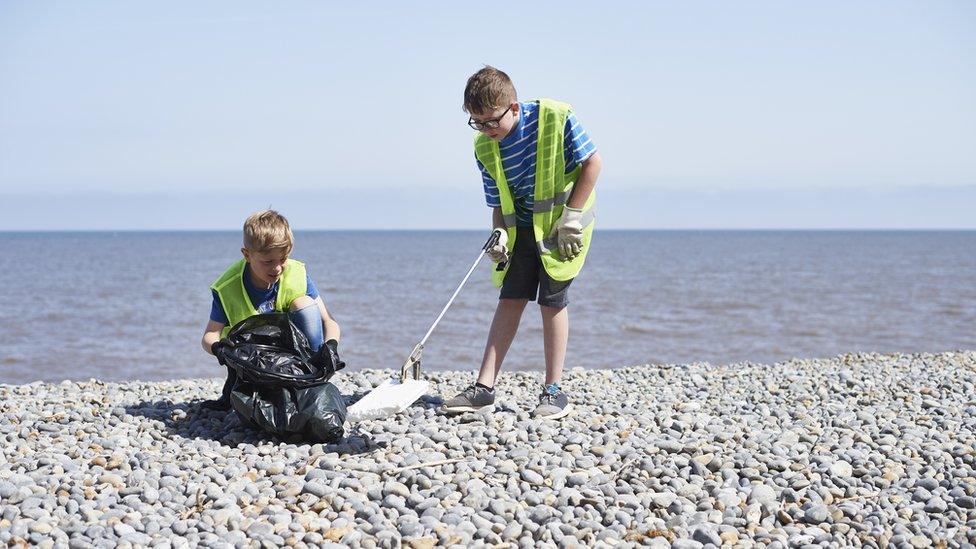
[486,229,509,263]
[325,339,345,372]
[311,339,346,375]
[554,206,585,260]
[211,340,231,366]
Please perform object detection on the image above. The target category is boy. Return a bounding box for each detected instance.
[200,209,342,410]
[442,66,602,419]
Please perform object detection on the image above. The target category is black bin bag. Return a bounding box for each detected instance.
[221,312,346,443]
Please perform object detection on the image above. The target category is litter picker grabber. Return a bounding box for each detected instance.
[345,229,505,422]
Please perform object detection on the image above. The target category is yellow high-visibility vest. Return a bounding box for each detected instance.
[475,98,595,287]
[210,258,308,339]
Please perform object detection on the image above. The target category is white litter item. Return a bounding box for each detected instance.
[346,378,430,422]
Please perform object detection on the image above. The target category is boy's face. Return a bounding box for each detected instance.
[241,247,288,288]
[469,102,519,141]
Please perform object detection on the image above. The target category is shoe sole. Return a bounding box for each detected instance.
[534,403,573,420]
[440,404,495,414]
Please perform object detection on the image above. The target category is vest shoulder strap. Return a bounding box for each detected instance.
[211,259,246,292]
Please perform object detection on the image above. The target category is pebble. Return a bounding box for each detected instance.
[924,497,948,513]
[955,496,975,509]
[748,484,777,507]
[803,505,829,524]
[520,470,544,485]
[829,461,853,478]
[691,525,721,546]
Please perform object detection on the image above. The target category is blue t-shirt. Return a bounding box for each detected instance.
[477,100,597,227]
[209,263,320,325]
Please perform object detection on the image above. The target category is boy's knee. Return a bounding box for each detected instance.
[289,295,316,311]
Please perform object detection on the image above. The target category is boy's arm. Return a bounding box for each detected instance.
[567,152,602,209]
[201,320,226,354]
[316,297,341,343]
[492,207,504,230]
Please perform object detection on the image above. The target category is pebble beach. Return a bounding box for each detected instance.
[2,351,975,548]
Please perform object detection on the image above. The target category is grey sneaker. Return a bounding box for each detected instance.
[533,383,572,419]
[441,384,495,413]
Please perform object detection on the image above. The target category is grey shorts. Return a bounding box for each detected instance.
[499,227,573,308]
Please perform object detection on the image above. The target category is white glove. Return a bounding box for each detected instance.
[554,206,584,260]
[487,229,509,263]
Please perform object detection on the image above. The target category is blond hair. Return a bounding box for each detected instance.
[463,65,517,114]
[242,209,293,254]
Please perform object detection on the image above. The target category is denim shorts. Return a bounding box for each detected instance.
[499,227,573,308]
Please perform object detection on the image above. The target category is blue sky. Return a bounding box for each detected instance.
[1,1,974,229]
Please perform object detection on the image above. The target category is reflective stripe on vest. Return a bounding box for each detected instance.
[210,258,308,339]
[532,189,572,214]
[498,189,574,228]
[474,98,596,286]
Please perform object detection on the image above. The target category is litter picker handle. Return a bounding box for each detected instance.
[483,228,503,251]
[416,229,501,349]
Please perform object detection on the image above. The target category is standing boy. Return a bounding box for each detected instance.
[442,66,602,419]
[201,209,342,410]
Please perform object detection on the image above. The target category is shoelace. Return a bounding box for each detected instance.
[541,384,560,404]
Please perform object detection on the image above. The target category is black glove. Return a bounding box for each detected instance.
[311,339,345,374]
[326,340,345,372]
[210,340,230,366]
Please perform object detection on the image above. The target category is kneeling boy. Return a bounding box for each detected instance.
[200,209,341,410]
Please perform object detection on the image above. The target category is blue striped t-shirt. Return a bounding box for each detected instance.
[477,100,597,227]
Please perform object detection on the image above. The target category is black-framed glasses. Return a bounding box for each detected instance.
[468,105,513,131]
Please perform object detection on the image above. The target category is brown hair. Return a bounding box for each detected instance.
[463,65,517,114]
[242,209,294,254]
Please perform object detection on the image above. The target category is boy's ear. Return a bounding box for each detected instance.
[241,247,250,261]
